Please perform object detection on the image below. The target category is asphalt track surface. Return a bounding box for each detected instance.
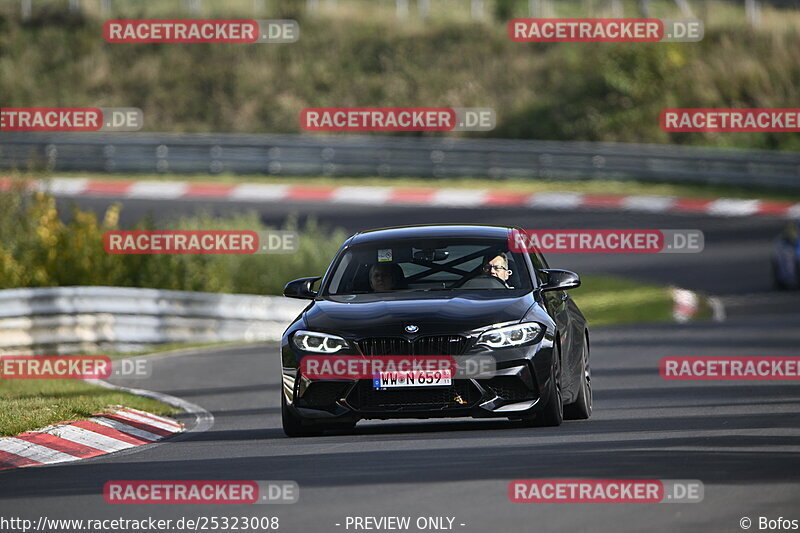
[0,194,797,532]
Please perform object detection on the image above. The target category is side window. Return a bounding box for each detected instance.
[327,251,353,293]
[529,252,548,285]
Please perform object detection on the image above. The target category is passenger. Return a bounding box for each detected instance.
[369,263,406,292]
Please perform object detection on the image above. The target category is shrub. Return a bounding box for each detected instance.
[0,184,347,295]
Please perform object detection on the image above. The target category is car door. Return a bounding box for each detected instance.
[530,250,579,393]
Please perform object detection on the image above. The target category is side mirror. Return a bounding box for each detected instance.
[539,269,581,292]
[283,276,321,300]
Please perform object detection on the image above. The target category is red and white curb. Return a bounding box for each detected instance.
[0,407,183,471]
[4,177,798,219]
[671,287,726,323]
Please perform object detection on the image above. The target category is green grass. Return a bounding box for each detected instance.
[572,275,674,327]
[0,379,178,437]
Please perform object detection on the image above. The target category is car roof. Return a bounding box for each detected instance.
[348,224,515,245]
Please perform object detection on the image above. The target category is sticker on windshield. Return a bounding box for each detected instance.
[378,248,393,262]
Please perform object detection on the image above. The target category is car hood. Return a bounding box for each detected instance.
[305,292,534,336]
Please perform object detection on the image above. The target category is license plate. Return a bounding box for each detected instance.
[373,370,452,389]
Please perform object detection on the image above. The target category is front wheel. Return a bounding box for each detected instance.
[281,393,323,437]
[522,346,563,427]
[564,338,592,420]
[281,393,357,437]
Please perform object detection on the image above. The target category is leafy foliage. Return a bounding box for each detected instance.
[0,184,346,294]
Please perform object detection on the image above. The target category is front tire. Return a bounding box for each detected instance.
[281,393,357,437]
[281,393,323,437]
[564,338,592,420]
[523,345,563,427]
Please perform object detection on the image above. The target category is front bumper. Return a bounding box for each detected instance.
[282,342,556,422]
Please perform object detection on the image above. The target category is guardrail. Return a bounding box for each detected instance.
[2,132,800,189]
[0,286,307,355]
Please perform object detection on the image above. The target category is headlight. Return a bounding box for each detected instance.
[292,330,349,353]
[477,323,543,349]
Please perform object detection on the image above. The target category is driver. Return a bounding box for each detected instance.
[369,263,406,292]
[482,252,513,288]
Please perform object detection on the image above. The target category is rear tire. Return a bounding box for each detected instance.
[564,338,592,420]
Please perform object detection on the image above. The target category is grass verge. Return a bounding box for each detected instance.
[0,379,178,437]
[571,275,674,327]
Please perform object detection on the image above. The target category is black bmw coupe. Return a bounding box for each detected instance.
[280,224,591,437]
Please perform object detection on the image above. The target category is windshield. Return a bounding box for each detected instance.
[324,238,532,295]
